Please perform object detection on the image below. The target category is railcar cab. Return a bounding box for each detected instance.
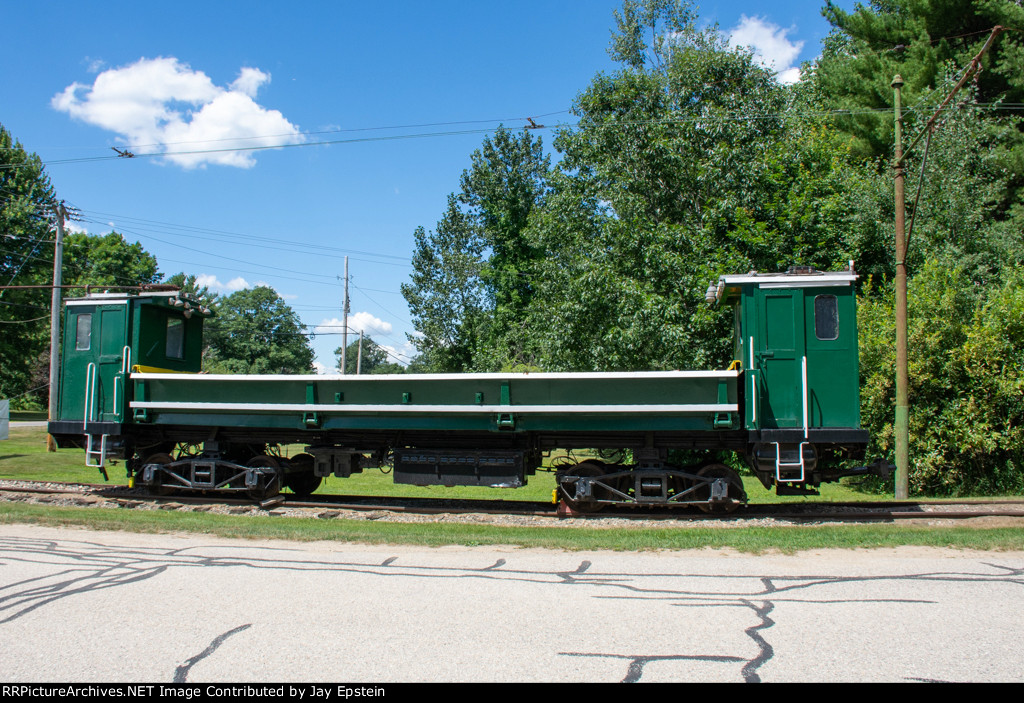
[48,288,211,470]
[709,264,870,494]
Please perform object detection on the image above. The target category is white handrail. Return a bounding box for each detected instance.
[83,363,96,430]
[113,346,132,421]
[802,355,809,439]
[749,336,756,425]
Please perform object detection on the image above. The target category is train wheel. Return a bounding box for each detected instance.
[284,453,322,497]
[141,453,175,496]
[246,455,282,502]
[559,461,610,514]
[695,464,746,514]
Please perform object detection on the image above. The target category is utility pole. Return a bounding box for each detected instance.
[889,26,1005,499]
[356,329,364,375]
[46,202,66,452]
[892,76,909,498]
[340,256,350,374]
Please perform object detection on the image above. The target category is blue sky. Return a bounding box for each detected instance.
[2,1,854,371]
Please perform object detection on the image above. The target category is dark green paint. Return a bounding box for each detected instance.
[57,274,861,442]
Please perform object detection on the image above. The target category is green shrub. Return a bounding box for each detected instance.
[858,263,1024,495]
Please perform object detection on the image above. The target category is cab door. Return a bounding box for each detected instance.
[59,301,129,423]
[96,304,129,421]
[755,287,806,429]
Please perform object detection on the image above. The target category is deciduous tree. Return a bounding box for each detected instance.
[402,126,550,371]
[334,335,404,375]
[204,286,313,374]
[62,231,161,288]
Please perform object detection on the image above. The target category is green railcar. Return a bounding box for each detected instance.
[48,266,884,512]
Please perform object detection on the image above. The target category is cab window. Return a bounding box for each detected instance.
[814,295,839,340]
[75,313,92,351]
[166,317,185,359]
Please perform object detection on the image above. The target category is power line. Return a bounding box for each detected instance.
[155,256,345,289]
[75,209,413,266]
[0,314,48,324]
[350,281,412,326]
[29,103,1024,170]
[86,223,343,282]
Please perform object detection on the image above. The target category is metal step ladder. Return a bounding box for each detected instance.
[774,441,810,483]
[84,433,108,469]
[775,355,812,483]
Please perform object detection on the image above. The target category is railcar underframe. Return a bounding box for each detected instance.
[52,415,874,513]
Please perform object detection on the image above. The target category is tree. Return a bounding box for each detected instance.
[402,195,485,372]
[164,272,219,308]
[402,126,550,371]
[526,3,794,371]
[858,263,1024,495]
[0,123,59,406]
[62,231,161,288]
[810,0,1024,285]
[815,0,1024,198]
[204,286,313,374]
[607,0,697,70]
[334,335,404,375]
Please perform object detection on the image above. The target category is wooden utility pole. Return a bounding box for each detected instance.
[340,256,350,374]
[357,329,364,375]
[892,76,909,498]
[46,202,66,452]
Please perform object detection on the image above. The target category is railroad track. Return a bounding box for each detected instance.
[2,479,1024,523]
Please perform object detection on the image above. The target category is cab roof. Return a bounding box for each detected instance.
[708,265,858,305]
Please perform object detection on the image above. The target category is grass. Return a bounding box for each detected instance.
[4,424,1022,553]
[9,410,47,422]
[1,501,1023,552]
[2,424,880,503]
[0,424,91,482]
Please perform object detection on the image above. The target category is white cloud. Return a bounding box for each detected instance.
[350,312,393,336]
[64,220,88,235]
[776,66,803,84]
[312,361,331,375]
[195,274,250,293]
[52,57,304,168]
[84,57,106,74]
[314,312,393,337]
[727,15,805,85]
[313,317,345,335]
[230,67,270,98]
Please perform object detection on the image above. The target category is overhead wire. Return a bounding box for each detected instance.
[74,209,413,268]
[5,23,1020,168]
[119,110,572,150]
[25,103,1024,170]
[350,281,412,326]
[0,314,49,324]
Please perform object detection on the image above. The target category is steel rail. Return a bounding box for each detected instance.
[3,480,1024,522]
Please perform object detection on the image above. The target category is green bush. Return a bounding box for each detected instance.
[858,263,1024,495]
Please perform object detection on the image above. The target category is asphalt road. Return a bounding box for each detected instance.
[0,524,1021,683]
